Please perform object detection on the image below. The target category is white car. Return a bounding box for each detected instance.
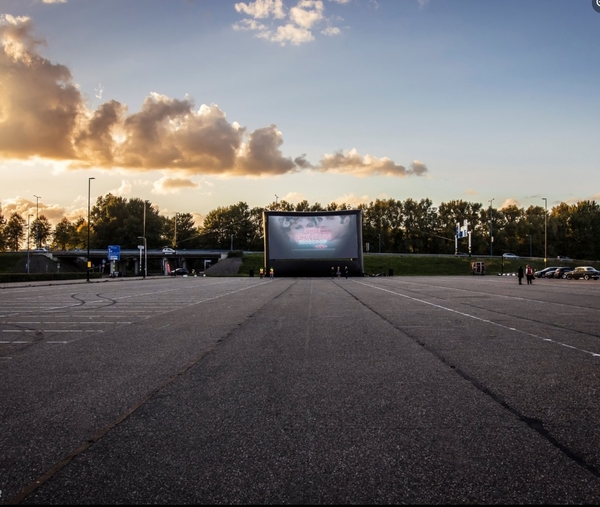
[502,253,519,259]
[162,247,176,254]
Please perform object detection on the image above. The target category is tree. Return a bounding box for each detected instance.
[0,204,7,252]
[91,195,163,249]
[165,212,196,249]
[31,215,52,249]
[4,212,25,251]
[568,200,600,260]
[53,217,79,250]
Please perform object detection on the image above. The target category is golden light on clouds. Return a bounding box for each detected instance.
[0,14,427,180]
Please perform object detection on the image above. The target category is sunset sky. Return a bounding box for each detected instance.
[1,0,599,226]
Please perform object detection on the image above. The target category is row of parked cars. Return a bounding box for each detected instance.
[535,266,600,280]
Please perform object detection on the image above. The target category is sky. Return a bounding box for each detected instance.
[1,0,599,227]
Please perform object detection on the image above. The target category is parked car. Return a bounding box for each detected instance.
[546,266,574,279]
[557,256,572,261]
[162,247,176,254]
[534,267,561,278]
[33,247,49,253]
[502,253,519,259]
[455,252,469,257]
[172,268,189,276]
[565,266,600,280]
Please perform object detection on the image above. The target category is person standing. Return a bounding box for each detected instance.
[526,265,533,284]
[336,266,341,278]
[270,267,274,280]
[517,266,524,285]
[345,266,349,279]
[331,266,335,279]
[259,267,264,279]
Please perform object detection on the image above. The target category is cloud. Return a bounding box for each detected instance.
[499,198,520,210]
[151,176,200,195]
[233,0,344,46]
[1,196,67,225]
[235,0,286,19]
[0,14,426,181]
[318,149,428,178]
[332,192,371,208]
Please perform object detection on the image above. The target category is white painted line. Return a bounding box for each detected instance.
[358,281,600,359]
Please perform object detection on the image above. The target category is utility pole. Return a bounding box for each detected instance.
[86,179,94,282]
[488,198,494,257]
[542,197,547,268]
[173,213,177,248]
[34,194,41,248]
[27,214,33,273]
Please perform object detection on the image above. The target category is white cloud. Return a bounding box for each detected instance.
[289,0,324,29]
[233,0,346,45]
[235,0,286,19]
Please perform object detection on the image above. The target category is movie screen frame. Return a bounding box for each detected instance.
[263,210,364,277]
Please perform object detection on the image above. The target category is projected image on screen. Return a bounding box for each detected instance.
[268,213,359,259]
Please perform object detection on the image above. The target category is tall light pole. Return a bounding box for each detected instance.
[34,194,41,248]
[142,201,148,277]
[27,214,33,273]
[488,198,494,257]
[542,197,547,268]
[173,213,177,248]
[87,178,95,282]
[137,236,147,279]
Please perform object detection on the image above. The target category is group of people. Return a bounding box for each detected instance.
[259,267,274,279]
[518,265,534,285]
[331,266,349,279]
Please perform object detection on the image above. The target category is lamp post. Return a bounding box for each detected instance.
[33,194,41,248]
[27,214,33,273]
[87,178,95,282]
[488,198,494,257]
[173,212,177,248]
[542,197,547,268]
[137,236,147,278]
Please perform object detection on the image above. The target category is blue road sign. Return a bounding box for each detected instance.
[108,245,121,261]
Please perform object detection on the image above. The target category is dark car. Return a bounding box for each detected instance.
[546,267,573,279]
[172,268,189,276]
[565,266,600,280]
[534,266,561,278]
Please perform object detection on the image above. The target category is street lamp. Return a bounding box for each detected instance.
[27,214,33,273]
[488,198,494,257]
[137,236,147,279]
[87,178,95,282]
[34,194,41,248]
[542,197,547,268]
[173,212,178,248]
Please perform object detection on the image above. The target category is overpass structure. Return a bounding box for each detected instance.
[48,249,233,276]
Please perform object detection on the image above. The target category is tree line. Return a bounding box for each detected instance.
[1,194,599,260]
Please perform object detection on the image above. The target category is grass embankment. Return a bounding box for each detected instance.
[239,253,583,277]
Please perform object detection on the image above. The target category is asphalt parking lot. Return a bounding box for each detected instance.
[1,275,600,504]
